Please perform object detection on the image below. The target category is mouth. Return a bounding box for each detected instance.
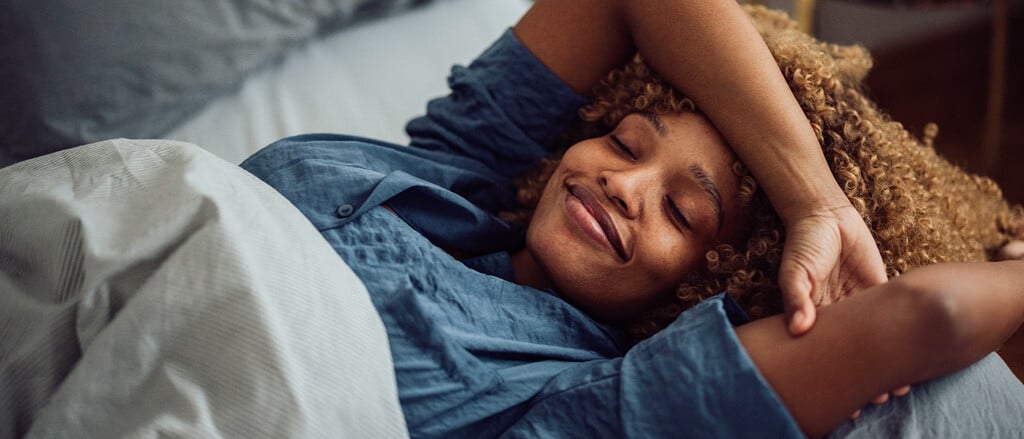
[567,183,628,260]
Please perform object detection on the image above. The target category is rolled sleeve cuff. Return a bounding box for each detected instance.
[406,29,588,176]
[620,294,802,438]
[464,28,588,149]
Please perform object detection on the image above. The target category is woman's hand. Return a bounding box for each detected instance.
[777,202,887,336]
[993,240,1024,261]
[777,202,911,416]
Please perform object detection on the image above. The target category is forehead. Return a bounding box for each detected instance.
[653,111,723,144]
[628,111,737,172]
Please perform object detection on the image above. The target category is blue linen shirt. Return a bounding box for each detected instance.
[241,30,801,438]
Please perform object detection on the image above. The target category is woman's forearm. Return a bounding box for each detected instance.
[737,260,1024,437]
[516,0,847,221]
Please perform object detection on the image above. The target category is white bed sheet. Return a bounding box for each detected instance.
[166,0,531,165]
[0,139,407,438]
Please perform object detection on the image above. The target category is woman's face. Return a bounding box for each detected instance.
[523,111,748,322]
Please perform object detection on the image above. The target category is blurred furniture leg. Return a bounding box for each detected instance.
[795,0,817,35]
[981,0,1008,173]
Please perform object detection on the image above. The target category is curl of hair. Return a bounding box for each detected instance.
[507,5,1024,341]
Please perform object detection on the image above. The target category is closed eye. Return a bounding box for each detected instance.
[610,135,637,160]
[665,196,692,230]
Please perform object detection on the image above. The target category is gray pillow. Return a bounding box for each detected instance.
[0,0,427,163]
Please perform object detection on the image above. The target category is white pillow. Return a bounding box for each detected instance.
[0,0,429,163]
[166,0,532,164]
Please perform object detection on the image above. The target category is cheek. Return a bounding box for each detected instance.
[526,208,617,307]
[558,142,607,172]
[634,234,705,290]
[526,209,596,280]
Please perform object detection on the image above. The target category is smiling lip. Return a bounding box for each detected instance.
[567,184,628,260]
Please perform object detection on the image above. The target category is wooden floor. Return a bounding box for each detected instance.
[863,5,1024,380]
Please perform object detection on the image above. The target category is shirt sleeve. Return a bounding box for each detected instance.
[496,295,802,438]
[405,29,588,179]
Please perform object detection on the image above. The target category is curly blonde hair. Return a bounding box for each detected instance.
[507,6,1024,340]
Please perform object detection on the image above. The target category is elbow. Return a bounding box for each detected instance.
[901,279,975,370]
[889,261,1024,382]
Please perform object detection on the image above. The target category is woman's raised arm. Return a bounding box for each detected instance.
[514,0,886,335]
[736,260,1024,437]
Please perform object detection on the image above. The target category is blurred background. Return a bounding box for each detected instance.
[753,0,1022,203]
[750,0,1024,379]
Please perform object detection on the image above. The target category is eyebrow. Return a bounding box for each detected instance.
[637,111,667,137]
[689,164,723,232]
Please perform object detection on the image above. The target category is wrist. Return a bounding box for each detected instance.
[778,192,858,225]
[724,126,850,224]
[758,171,852,225]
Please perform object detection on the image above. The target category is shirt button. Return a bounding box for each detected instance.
[336,204,354,218]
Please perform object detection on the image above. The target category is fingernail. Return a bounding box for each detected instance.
[793,310,805,326]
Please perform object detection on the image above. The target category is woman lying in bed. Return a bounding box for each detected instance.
[242,0,1024,437]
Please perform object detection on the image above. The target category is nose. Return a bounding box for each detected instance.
[599,167,654,219]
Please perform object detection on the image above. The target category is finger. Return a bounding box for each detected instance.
[780,264,814,304]
[780,267,816,336]
[892,385,911,397]
[849,409,861,420]
[994,240,1024,261]
[787,301,816,336]
[871,393,889,405]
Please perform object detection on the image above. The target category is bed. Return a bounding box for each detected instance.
[0,0,528,437]
[5,1,1024,438]
[0,0,531,166]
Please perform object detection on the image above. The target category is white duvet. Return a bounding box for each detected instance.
[0,139,407,438]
